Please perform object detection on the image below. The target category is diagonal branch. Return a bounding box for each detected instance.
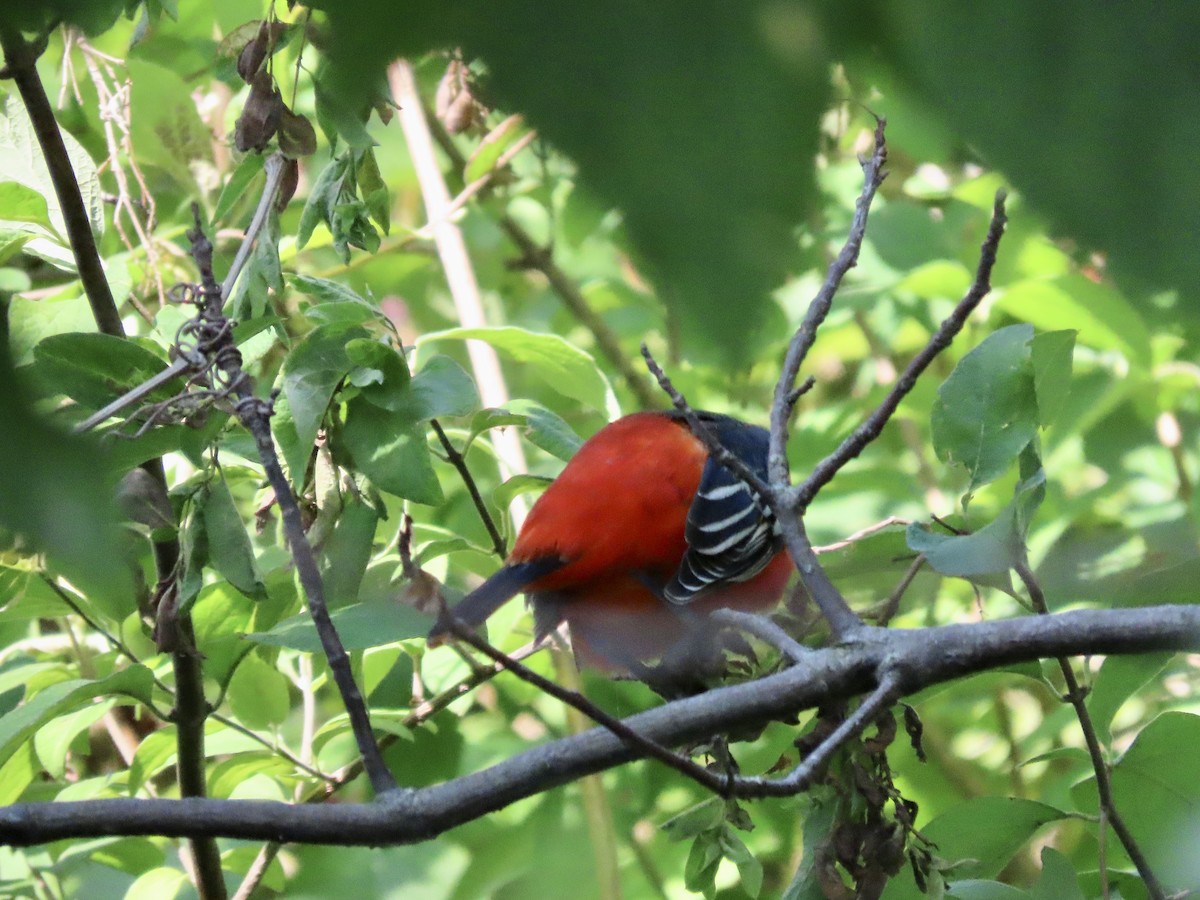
[791,190,1009,511]
[184,208,397,798]
[769,118,888,489]
[2,605,1198,848]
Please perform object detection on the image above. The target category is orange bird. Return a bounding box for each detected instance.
[428,411,792,676]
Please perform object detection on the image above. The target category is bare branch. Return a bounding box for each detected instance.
[640,344,863,637]
[2,605,1198,847]
[791,190,1009,511]
[731,669,903,798]
[769,118,888,489]
[184,209,397,798]
[430,418,507,559]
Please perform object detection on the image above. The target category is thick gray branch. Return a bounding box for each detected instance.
[2,605,1197,847]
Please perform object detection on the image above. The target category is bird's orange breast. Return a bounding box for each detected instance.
[510,411,706,591]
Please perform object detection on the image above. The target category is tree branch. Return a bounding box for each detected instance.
[183,210,397,798]
[791,190,1008,511]
[3,605,1197,847]
[0,24,123,337]
[430,418,507,559]
[769,118,888,489]
[1015,562,1167,900]
[0,26,225,898]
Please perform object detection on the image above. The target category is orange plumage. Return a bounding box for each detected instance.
[429,410,791,675]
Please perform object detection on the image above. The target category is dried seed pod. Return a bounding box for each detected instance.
[235,70,284,152]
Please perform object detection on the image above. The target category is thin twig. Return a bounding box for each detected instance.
[769,118,889,490]
[185,208,397,798]
[441,617,734,796]
[708,609,809,664]
[639,344,773,499]
[221,152,288,304]
[1015,561,1167,900]
[731,669,903,798]
[791,190,1008,511]
[430,418,506,559]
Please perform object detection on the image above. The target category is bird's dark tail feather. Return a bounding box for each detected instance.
[427,557,563,645]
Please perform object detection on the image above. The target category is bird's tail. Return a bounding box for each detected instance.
[427,557,562,646]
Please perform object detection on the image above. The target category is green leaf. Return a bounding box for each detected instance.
[0,341,133,616]
[7,293,97,366]
[32,333,176,410]
[290,273,380,312]
[320,494,379,608]
[212,153,265,226]
[297,153,351,250]
[463,114,527,183]
[494,473,551,512]
[661,798,724,841]
[342,397,444,504]
[201,476,266,600]
[0,95,102,249]
[932,324,1038,495]
[461,408,528,455]
[34,700,113,779]
[683,830,722,898]
[227,653,291,729]
[0,182,54,233]
[346,337,411,393]
[1072,711,1200,889]
[320,0,827,358]
[1027,329,1075,430]
[946,881,1032,900]
[874,3,1200,304]
[0,667,154,770]
[362,354,478,421]
[1030,848,1084,900]
[719,827,763,898]
[998,277,1151,373]
[245,599,432,651]
[281,323,368,458]
[124,865,189,900]
[126,58,213,192]
[505,399,585,461]
[420,327,614,414]
[921,798,1067,880]
[907,468,1044,578]
[1085,653,1174,745]
[356,147,390,233]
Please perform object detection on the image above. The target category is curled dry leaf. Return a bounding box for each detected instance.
[116,467,175,531]
[235,69,284,152]
[435,57,481,133]
[230,19,291,82]
[399,568,446,618]
[276,158,300,211]
[278,105,318,158]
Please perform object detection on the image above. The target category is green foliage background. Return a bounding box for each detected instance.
[1,1,1199,898]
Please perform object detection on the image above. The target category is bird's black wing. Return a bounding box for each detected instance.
[663,413,781,605]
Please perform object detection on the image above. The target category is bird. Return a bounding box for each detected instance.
[427,410,793,680]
